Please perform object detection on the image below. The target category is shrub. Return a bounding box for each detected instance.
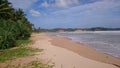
[0,19,31,49]
[0,19,15,49]
[11,20,31,40]
[15,20,31,40]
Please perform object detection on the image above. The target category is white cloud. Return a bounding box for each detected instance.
[41,1,50,8]
[8,0,37,9]
[39,0,120,28]
[40,0,79,8]
[54,0,69,8]
[30,9,41,17]
[51,0,120,15]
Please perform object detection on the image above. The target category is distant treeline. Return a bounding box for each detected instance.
[85,27,120,31]
[33,27,120,32]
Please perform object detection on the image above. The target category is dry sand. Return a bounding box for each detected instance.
[0,33,119,68]
[30,33,119,68]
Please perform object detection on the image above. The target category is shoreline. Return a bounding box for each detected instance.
[60,36,120,59]
[32,33,119,68]
[48,34,120,66]
[0,33,119,68]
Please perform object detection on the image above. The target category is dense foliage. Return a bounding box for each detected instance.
[0,0,32,49]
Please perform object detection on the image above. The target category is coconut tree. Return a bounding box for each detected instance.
[0,0,13,19]
[12,9,32,30]
[11,9,24,21]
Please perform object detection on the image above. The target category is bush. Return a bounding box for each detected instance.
[0,0,32,49]
[12,20,31,40]
[0,19,31,49]
[15,20,31,40]
[0,19,15,49]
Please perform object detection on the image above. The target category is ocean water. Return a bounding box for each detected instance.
[48,31,120,58]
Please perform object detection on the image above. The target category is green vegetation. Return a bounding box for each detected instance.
[24,61,54,68]
[0,39,52,67]
[5,60,54,68]
[0,0,53,68]
[0,0,32,49]
[15,40,32,46]
[0,47,42,63]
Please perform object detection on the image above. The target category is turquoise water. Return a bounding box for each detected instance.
[49,31,120,58]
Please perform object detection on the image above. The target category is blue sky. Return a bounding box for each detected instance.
[9,0,120,28]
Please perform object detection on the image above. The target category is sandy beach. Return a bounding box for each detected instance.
[0,33,120,68]
[49,34,120,66]
[31,33,120,68]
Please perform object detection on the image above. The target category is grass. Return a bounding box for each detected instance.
[5,60,54,68]
[23,60,54,68]
[15,40,32,46]
[0,39,41,63]
[0,47,43,63]
[0,39,54,68]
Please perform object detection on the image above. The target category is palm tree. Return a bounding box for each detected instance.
[0,0,13,19]
[12,9,32,30]
[0,0,32,30]
[12,9,25,21]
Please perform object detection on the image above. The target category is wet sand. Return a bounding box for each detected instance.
[49,34,120,67]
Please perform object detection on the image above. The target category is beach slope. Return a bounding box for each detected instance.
[30,33,119,68]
